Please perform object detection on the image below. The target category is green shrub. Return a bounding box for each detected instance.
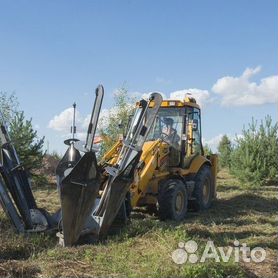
[0,91,19,122]
[203,144,213,156]
[98,86,135,157]
[230,115,278,186]
[9,111,45,179]
[217,135,232,168]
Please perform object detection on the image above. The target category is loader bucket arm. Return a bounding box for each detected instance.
[56,85,104,246]
[94,93,163,237]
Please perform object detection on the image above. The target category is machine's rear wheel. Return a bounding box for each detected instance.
[158,179,188,221]
[191,165,213,211]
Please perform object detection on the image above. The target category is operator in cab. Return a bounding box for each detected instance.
[162,117,180,146]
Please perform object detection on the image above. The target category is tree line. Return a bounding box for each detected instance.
[1,90,277,188]
[216,116,278,187]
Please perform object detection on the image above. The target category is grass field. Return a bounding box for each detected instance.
[0,169,277,278]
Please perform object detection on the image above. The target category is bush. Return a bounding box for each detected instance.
[41,153,60,176]
[9,111,45,180]
[203,144,213,156]
[0,91,19,123]
[217,135,232,168]
[0,93,46,184]
[230,115,278,186]
[98,86,135,157]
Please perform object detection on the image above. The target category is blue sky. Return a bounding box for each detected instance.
[0,0,277,153]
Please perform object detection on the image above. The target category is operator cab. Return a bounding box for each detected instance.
[146,96,203,168]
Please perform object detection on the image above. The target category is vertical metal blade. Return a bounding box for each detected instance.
[98,154,140,236]
[0,170,24,232]
[0,112,55,232]
[60,152,101,246]
[95,92,163,237]
[85,85,104,151]
[0,115,36,229]
[58,84,105,246]
[56,143,82,185]
[0,151,33,228]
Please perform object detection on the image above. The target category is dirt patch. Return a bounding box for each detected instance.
[242,248,278,278]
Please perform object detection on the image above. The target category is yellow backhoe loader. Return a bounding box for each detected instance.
[0,85,217,247]
[100,95,218,222]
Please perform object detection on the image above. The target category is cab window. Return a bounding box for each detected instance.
[146,107,184,167]
[147,107,183,150]
[185,107,202,158]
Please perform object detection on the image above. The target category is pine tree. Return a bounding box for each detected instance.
[0,91,19,122]
[98,86,135,157]
[203,144,213,156]
[230,116,278,186]
[9,111,45,177]
[217,135,232,168]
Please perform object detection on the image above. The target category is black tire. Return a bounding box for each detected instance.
[158,179,188,221]
[191,165,213,211]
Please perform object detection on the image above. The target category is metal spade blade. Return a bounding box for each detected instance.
[94,92,163,238]
[60,151,101,246]
[56,143,82,185]
[97,154,141,236]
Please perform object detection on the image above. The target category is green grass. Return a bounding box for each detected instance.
[0,169,277,278]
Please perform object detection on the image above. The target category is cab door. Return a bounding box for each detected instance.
[183,107,202,168]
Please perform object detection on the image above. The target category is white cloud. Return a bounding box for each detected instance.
[48,108,104,134]
[203,134,224,152]
[48,107,86,134]
[129,91,144,100]
[170,89,210,107]
[212,66,278,106]
[159,66,277,107]
[48,94,134,138]
[82,113,93,130]
[48,108,103,144]
[141,91,167,100]
[135,89,210,107]
[98,107,117,130]
[203,133,242,152]
[49,108,77,132]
